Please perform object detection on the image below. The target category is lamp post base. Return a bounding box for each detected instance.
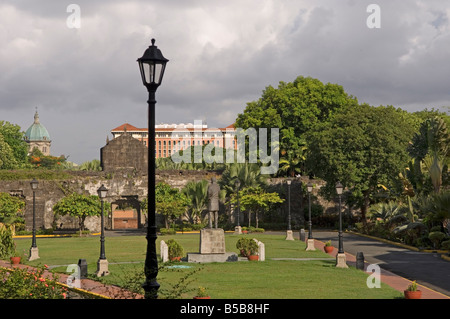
[285,230,294,241]
[305,239,316,251]
[234,226,242,235]
[96,259,110,277]
[335,253,348,268]
[28,247,40,261]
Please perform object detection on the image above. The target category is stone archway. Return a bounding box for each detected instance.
[110,195,144,230]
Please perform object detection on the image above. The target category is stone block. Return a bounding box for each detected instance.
[199,228,226,254]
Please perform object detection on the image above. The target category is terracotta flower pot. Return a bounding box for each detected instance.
[404,290,422,299]
[324,246,333,253]
[247,255,259,261]
[10,257,21,265]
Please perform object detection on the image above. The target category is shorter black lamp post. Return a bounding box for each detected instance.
[96,184,110,276]
[285,178,294,240]
[305,181,315,251]
[234,179,242,234]
[335,181,347,268]
[29,179,40,261]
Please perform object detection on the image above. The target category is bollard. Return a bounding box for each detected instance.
[356,252,365,270]
[78,259,88,279]
[299,229,306,242]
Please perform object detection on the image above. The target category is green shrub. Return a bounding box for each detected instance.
[0,265,68,299]
[236,237,259,256]
[441,240,450,250]
[429,231,446,249]
[0,226,15,259]
[167,239,184,259]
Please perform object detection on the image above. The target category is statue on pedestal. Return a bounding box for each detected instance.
[207,177,220,228]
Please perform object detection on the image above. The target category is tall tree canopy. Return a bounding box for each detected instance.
[0,121,29,169]
[306,104,417,221]
[235,76,359,175]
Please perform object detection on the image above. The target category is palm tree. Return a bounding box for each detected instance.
[182,180,209,224]
[219,162,267,196]
[278,146,306,177]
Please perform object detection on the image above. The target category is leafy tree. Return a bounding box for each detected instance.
[182,180,209,224]
[0,121,29,168]
[235,76,359,173]
[306,104,416,222]
[230,186,284,228]
[29,148,66,170]
[155,182,189,229]
[53,193,109,236]
[219,163,267,197]
[79,159,102,171]
[0,192,25,226]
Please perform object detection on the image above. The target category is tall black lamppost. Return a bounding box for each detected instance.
[335,181,347,267]
[235,179,241,233]
[138,38,169,299]
[286,178,294,240]
[29,179,39,261]
[96,184,109,276]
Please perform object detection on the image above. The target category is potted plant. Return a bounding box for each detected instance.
[10,251,22,265]
[404,281,422,299]
[167,239,184,262]
[193,286,210,299]
[324,240,334,253]
[236,237,259,260]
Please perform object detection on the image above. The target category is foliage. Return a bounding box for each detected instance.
[0,225,15,259]
[0,264,68,299]
[428,231,446,249]
[235,76,358,171]
[219,162,267,197]
[0,121,29,169]
[78,159,102,171]
[166,239,184,259]
[324,240,332,247]
[306,104,416,222]
[28,148,67,170]
[53,193,110,235]
[236,237,259,256]
[230,186,284,228]
[156,182,189,229]
[196,286,209,297]
[406,281,418,292]
[182,180,209,224]
[0,192,25,225]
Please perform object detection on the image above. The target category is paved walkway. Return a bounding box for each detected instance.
[311,232,450,299]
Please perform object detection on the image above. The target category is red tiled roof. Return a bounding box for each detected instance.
[111,123,146,132]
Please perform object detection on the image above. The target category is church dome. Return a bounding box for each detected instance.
[25,111,51,141]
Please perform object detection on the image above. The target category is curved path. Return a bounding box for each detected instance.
[311,231,450,298]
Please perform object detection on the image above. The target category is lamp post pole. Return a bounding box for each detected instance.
[138,38,168,299]
[29,179,39,261]
[285,179,294,240]
[335,181,347,268]
[96,184,109,277]
[234,179,241,234]
[305,181,316,250]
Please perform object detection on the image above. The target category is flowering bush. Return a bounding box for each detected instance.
[0,264,68,299]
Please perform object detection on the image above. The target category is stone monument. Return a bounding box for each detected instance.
[188,178,237,263]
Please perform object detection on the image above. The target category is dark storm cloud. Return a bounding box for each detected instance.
[0,0,449,164]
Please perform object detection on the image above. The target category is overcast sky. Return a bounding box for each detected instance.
[1,0,449,164]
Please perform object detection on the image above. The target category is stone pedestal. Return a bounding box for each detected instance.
[234,226,242,235]
[188,228,237,263]
[285,230,294,241]
[28,247,40,261]
[200,228,226,254]
[96,259,110,277]
[336,253,348,268]
[305,238,316,251]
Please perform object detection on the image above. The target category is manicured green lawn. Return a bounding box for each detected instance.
[12,233,403,299]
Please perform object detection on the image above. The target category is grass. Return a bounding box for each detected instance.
[12,233,404,299]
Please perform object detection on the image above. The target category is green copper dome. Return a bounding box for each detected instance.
[25,111,51,141]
